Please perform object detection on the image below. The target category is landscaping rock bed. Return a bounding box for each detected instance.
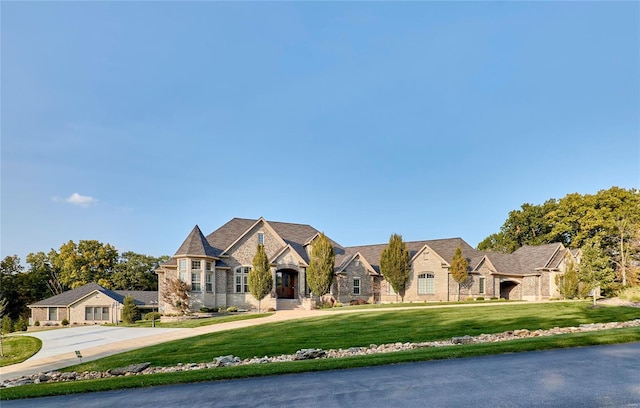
[3,319,639,389]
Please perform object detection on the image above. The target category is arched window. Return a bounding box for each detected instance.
[235,266,251,293]
[418,273,435,294]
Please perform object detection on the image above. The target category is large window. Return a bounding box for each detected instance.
[235,266,251,293]
[206,261,213,271]
[418,273,435,294]
[191,272,202,292]
[206,273,214,292]
[479,277,486,294]
[85,306,109,321]
[179,271,187,282]
[353,278,361,295]
[191,260,201,270]
[179,259,187,271]
[48,307,58,321]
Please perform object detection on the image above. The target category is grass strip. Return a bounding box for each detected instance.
[0,336,42,367]
[3,327,639,401]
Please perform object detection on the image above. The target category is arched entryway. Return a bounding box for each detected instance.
[276,269,298,299]
[500,280,519,300]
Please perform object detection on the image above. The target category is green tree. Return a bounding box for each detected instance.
[450,246,469,301]
[579,241,616,306]
[121,295,139,324]
[306,233,335,305]
[380,234,411,302]
[478,187,640,288]
[111,252,167,291]
[0,298,7,357]
[0,256,24,320]
[555,260,581,299]
[248,245,273,312]
[51,240,119,289]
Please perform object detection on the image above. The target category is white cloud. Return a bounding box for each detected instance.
[64,193,98,207]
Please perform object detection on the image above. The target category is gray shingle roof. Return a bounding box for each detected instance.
[29,283,157,307]
[339,238,482,274]
[513,243,564,272]
[174,225,218,258]
[204,218,345,264]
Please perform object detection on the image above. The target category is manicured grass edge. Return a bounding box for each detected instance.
[3,327,639,400]
[0,336,42,367]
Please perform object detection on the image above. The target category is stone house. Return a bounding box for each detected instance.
[28,282,158,325]
[157,217,578,312]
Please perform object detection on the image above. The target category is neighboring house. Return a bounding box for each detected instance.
[28,283,158,325]
[157,217,579,313]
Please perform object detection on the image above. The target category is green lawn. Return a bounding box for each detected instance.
[0,336,42,367]
[113,312,273,328]
[70,302,640,372]
[2,302,639,400]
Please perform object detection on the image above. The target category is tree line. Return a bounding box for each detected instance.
[478,186,640,293]
[0,240,168,321]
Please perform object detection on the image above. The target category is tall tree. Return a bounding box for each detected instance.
[111,252,167,291]
[306,233,335,305]
[380,234,411,302]
[579,241,616,305]
[249,244,273,312]
[51,240,119,289]
[450,246,469,301]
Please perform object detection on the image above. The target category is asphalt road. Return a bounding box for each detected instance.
[4,342,640,407]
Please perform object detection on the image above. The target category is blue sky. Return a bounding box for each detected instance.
[2,2,639,263]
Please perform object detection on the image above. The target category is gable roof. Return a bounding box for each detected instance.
[174,225,218,258]
[29,283,157,308]
[205,218,344,264]
[477,243,570,276]
[338,237,482,274]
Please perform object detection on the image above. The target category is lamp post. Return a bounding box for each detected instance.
[150,300,158,328]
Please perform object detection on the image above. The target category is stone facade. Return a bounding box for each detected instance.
[157,218,580,312]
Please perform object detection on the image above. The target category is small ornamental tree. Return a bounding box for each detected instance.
[162,276,191,315]
[555,260,586,299]
[307,233,335,305]
[380,234,411,302]
[249,244,273,312]
[121,295,139,324]
[450,246,469,301]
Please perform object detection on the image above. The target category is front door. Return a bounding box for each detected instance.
[276,270,297,299]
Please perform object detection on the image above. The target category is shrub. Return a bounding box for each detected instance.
[61,318,70,326]
[349,299,369,306]
[14,317,28,332]
[34,320,40,327]
[144,312,162,321]
[618,286,640,302]
[476,297,484,301]
[334,302,343,307]
[267,307,276,312]
[2,316,14,334]
[465,297,474,302]
[121,295,140,324]
[490,297,499,300]
[218,306,226,313]
[226,306,238,313]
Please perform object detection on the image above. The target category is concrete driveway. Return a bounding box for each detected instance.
[24,326,186,361]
